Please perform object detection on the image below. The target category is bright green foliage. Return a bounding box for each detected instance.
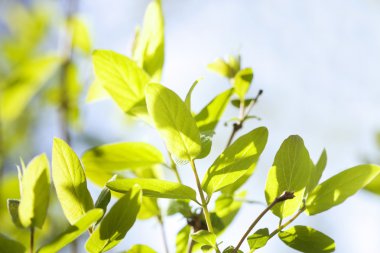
[207,55,241,79]
[138,197,160,220]
[278,226,335,253]
[191,230,217,249]
[107,178,197,201]
[222,246,243,253]
[94,187,111,219]
[167,200,192,218]
[145,83,201,161]
[306,164,380,215]
[132,0,164,81]
[364,174,380,195]
[7,199,22,228]
[38,209,103,253]
[176,225,191,253]
[247,228,269,252]
[18,153,50,228]
[306,149,327,195]
[82,142,164,172]
[185,80,200,110]
[125,244,157,253]
[67,16,92,54]
[92,50,150,114]
[0,233,25,253]
[85,186,142,253]
[233,68,253,101]
[52,138,94,224]
[202,127,268,195]
[265,135,313,218]
[86,79,109,102]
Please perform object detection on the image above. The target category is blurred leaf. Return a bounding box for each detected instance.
[37,209,103,253]
[107,178,197,201]
[145,83,201,161]
[306,164,380,215]
[208,58,235,78]
[133,0,164,81]
[86,79,110,102]
[67,16,92,54]
[125,244,157,253]
[82,142,164,172]
[0,233,25,253]
[191,230,216,248]
[176,225,191,253]
[230,98,254,108]
[85,186,142,253]
[137,197,160,220]
[278,226,335,253]
[265,135,313,218]
[92,50,150,114]
[202,127,268,195]
[306,149,327,195]
[233,68,253,101]
[7,199,23,228]
[167,200,192,218]
[18,153,50,228]
[52,138,94,224]
[247,228,269,252]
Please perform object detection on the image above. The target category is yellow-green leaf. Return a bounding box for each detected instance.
[191,230,216,249]
[306,149,327,195]
[202,127,268,195]
[67,16,92,54]
[247,228,269,252]
[176,225,191,253]
[37,209,103,253]
[52,138,94,224]
[233,68,253,101]
[85,186,142,253]
[265,135,313,218]
[125,244,157,253]
[306,164,380,215]
[0,233,25,253]
[18,153,50,228]
[145,83,201,161]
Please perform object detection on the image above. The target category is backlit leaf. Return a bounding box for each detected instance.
[191,230,216,248]
[125,244,157,253]
[247,228,269,252]
[306,149,327,195]
[306,164,380,215]
[176,225,190,253]
[233,68,253,101]
[145,83,201,161]
[265,135,313,218]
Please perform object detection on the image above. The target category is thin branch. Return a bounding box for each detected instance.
[157,215,170,253]
[30,227,35,253]
[232,191,295,253]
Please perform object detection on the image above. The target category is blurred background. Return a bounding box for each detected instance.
[1,0,380,252]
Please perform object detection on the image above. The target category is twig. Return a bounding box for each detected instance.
[232,191,295,253]
[157,215,170,253]
[30,227,35,253]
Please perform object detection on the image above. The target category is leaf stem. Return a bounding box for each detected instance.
[268,205,306,239]
[232,191,294,253]
[30,227,35,253]
[157,215,170,253]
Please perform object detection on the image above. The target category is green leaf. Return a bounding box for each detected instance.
[185,79,200,110]
[222,246,243,253]
[132,0,164,81]
[67,16,92,54]
[125,244,157,253]
[208,58,235,78]
[247,228,269,252]
[167,200,192,218]
[92,50,150,114]
[85,185,142,253]
[82,142,164,172]
[233,68,253,101]
[176,225,191,253]
[94,187,111,220]
[37,209,103,253]
[278,226,335,253]
[86,79,110,102]
[191,230,216,248]
[202,127,268,195]
[230,98,255,109]
[306,164,380,215]
[107,178,197,201]
[52,138,94,224]
[0,233,26,253]
[306,149,327,195]
[7,199,22,228]
[18,153,50,228]
[145,83,201,161]
[364,173,380,195]
[265,135,313,218]
[137,197,160,220]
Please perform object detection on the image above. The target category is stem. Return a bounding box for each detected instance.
[268,206,306,239]
[167,149,182,183]
[233,191,295,253]
[157,215,170,253]
[30,227,35,253]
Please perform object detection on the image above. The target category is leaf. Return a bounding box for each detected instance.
[81,142,164,172]
[92,50,150,114]
[233,68,254,100]
[137,197,160,220]
[52,138,94,224]
[85,185,142,253]
[306,149,327,195]
[37,209,104,253]
[145,83,201,161]
[191,230,216,248]
[125,244,157,253]
[247,228,269,252]
[67,16,92,54]
[230,98,255,109]
[306,164,380,215]
[107,178,197,201]
[0,233,25,253]
[364,173,380,195]
[176,225,191,253]
[265,135,313,218]
[202,127,268,195]
[185,79,200,110]
[18,153,50,228]
[94,187,111,219]
[7,199,22,228]
[278,226,335,253]
[222,246,243,253]
[208,58,235,78]
[86,79,110,102]
[167,200,192,218]
[133,0,164,81]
